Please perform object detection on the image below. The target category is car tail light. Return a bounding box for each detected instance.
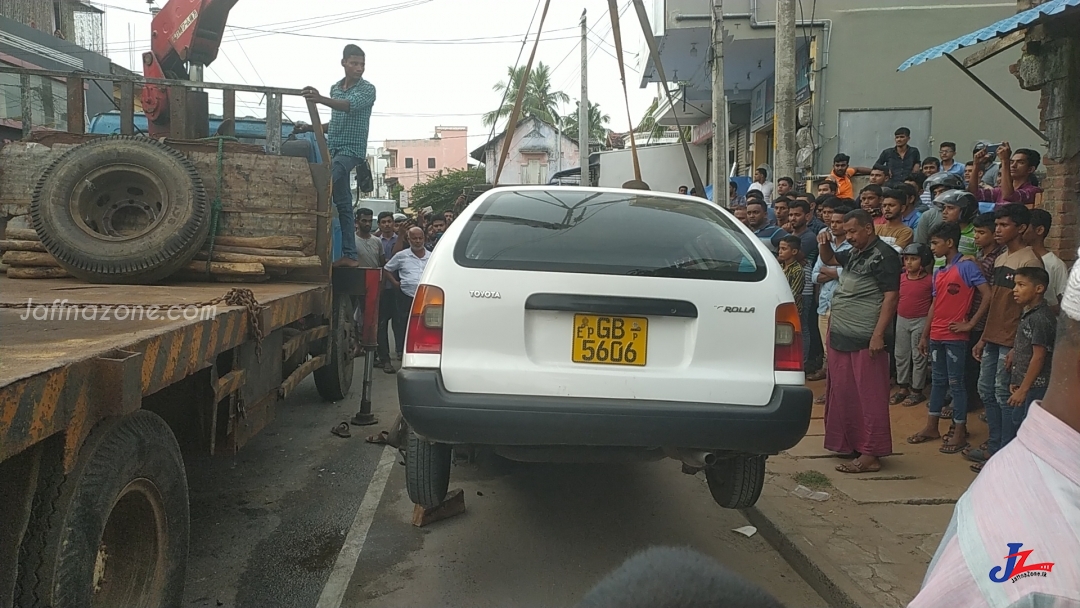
[405,285,444,354]
[775,303,803,372]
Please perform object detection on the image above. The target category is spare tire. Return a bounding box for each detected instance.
[31,136,210,284]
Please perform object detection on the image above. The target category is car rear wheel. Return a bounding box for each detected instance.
[405,432,451,508]
[704,454,766,509]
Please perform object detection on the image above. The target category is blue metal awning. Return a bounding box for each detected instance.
[897,0,1080,72]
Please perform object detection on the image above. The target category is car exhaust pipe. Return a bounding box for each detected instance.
[667,449,717,468]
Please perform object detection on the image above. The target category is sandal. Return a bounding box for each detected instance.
[940,441,969,454]
[836,459,881,474]
[941,406,954,419]
[331,422,351,439]
[963,447,991,463]
[890,391,910,405]
[970,461,984,473]
[365,430,390,444]
[902,393,927,407]
[814,394,826,405]
[907,433,941,444]
[806,369,827,381]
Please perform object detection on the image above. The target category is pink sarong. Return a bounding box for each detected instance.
[824,345,892,457]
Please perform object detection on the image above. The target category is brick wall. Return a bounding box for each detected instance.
[1042,156,1079,262]
[1014,8,1080,261]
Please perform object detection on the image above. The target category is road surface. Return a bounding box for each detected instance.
[181,367,826,608]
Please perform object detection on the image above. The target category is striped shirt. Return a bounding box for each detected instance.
[910,402,1080,608]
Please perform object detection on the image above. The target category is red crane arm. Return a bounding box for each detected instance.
[141,0,240,134]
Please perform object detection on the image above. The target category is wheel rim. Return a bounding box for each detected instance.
[71,164,170,242]
[92,478,168,608]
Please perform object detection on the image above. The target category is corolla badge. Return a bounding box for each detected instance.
[716,306,755,313]
[470,290,501,299]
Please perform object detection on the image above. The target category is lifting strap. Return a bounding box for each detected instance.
[494,0,553,186]
[630,0,706,196]
[608,0,641,183]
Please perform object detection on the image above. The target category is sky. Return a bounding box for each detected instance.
[97,0,662,159]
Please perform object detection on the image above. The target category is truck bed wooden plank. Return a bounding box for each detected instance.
[0,277,327,390]
[0,277,330,463]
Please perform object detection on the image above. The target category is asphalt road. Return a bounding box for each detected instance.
[181,366,826,608]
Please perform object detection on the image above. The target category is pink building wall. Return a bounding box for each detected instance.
[385,127,469,192]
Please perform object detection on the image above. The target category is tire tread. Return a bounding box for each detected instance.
[405,433,451,509]
[705,454,766,509]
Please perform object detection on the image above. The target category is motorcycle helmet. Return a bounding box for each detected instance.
[933,189,979,224]
[900,242,935,269]
[924,172,965,202]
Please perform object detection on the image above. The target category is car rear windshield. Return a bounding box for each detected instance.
[454,190,766,281]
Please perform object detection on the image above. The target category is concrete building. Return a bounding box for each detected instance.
[384,126,469,192]
[470,116,581,185]
[0,3,116,140]
[638,0,1042,183]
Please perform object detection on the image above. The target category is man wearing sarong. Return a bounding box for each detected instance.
[816,209,901,473]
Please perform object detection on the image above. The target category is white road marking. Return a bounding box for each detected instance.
[316,444,397,608]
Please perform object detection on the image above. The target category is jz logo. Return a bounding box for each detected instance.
[469,291,500,299]
[989,543,1054,583]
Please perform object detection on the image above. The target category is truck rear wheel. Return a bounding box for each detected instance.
[31,135,209,284]
[704,454,766,509]
[16,411,189,608]
[405,432,451,509]
[313,293,356,401]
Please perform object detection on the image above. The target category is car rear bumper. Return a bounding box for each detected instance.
[397,369,813,454]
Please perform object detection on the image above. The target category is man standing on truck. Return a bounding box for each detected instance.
[303,44,376,268]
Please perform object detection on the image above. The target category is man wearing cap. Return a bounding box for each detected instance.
[910,247,1080,607]
[303,44,377,268]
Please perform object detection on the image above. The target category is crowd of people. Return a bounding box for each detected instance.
[352,205,453,374]
[708,127,1068,476]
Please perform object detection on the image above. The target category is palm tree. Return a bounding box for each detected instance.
[561,100,611,146]
[482,62,570,128]
[635,96,691,144]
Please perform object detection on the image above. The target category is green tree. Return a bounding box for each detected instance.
[482,62,569,128]
[410,167,487,215]
[561,100,610,146]
[635,96,691,144]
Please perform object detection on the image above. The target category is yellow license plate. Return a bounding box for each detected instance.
[572,314,648,366]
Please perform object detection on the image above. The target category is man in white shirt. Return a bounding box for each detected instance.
[746,167,774,201]
[381,226,430,372]
[1024,209,1068,315]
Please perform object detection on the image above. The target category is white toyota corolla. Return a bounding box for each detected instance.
[396,186,811,510]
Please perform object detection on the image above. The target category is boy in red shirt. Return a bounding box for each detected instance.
[911,222,992,453]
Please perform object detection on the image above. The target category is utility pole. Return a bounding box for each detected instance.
[774,0,797,182]
[579,9,590,187]
[711,0,728,208]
